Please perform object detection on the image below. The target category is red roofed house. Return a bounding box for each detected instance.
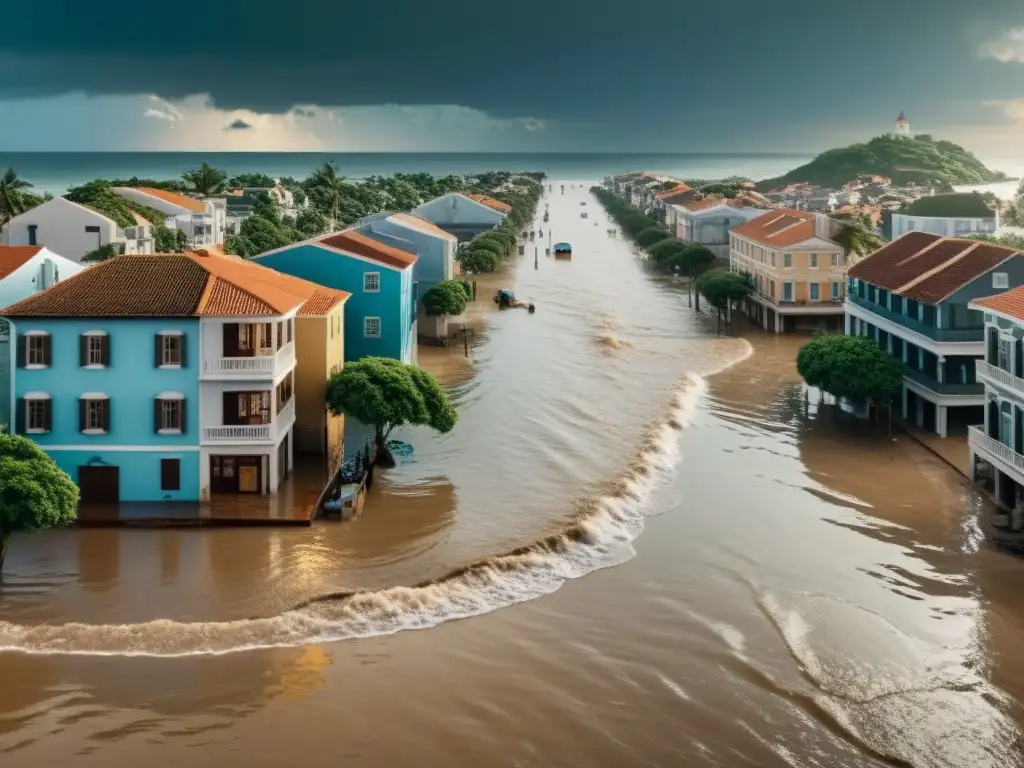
[846,231,1024,438]
[729,209,847,333]
[112,187,227,248]
[968,285,1024,512]
[673,197,768,259]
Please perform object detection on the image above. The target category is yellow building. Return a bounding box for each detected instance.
[294,288,349,462]
[729,209,848,333]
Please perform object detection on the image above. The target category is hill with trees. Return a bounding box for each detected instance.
[756,134,1009,191]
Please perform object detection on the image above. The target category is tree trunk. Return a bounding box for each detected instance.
[695,288,701,313]
[374,431,396,468]
[0,532,9,576]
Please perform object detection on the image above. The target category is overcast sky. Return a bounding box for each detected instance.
[2,0,1024,154]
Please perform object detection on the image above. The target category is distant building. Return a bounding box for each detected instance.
[895,110,911,136]
[846,233,1024,437]
[412,193,506,242]
[891,193,999,239]
[730,209,848,333]
[110,187,226,248]
[673,198,766,259]
[1,197,155,262]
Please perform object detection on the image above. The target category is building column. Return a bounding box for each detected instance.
[937,356,945,384]
[937,405,948,438]
[844,312,851,335]
[915,396,924,428]
[969,448,977,481]
[995,469,1005,508]
[775,313,783,334]
[267,454,278,494]
[902,386,909,420]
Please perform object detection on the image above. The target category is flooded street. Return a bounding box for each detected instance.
[2,184,1024,767]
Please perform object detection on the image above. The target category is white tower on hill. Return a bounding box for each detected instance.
[895,110,911,136]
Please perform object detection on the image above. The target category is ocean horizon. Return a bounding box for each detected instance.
[1,150,1020,198]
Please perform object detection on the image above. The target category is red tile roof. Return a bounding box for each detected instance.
[655,183,692,200]
[2,251,347,318]
[0,246,43,280]
[731,208,818,248]
[465,193,512,214]
[318,230,417,270]
[677,197,726,212]
[848,232,1022,304]
[299,287,348,316]
[128,187,207,214]
[973,286,1024,320]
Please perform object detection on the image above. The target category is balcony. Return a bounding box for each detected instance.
[847,293,983,342]
[902,364,984,396]
[969,425,1024,475]
[201,342,295,380]
[202,397,295,444]
[976,360,1024,398]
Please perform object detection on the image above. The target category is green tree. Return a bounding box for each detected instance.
[252,192,282,225]
[308,162,347,228]
[0,432,79,572]
[796,334,903,418]
[229,172,276,188]
[647,237,686,263]
[154,227,188,253]
[830,213,885,260]
[236,215,289,256]
[0,168,33,231]
[422,279,469,317]
[182,163,228,196]
[81,242,122,263]
[458,247,500,274]
[636,226,672,248]
[295,207,329,236]
[695,269,752,334]
[453,277,474,301]
[325,357,457,465]
[670,244,717,307]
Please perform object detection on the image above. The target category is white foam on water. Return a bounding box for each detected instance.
[0,357,752,659]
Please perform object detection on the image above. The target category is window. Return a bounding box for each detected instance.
[1000,338,1013,373]
[28,224,37,246]
[364,316,381,338]
[160,459,181,491]
[782,282,794,302]
[831,253,841,267]
[287,319,293,343]
[809,253,818,269]
[810,283,820,301]
[157,332,183,367]
[831,281,841,300]
[84,225,100,234]
[24,333,50,367]
[81,332,108,367]
[363,272,381,292]
[155,397,184,433]
[994,272,1009,289]
[79,396,110,434]
[276,372,294,414]
[24,395,51,433]
[783,253,792,268]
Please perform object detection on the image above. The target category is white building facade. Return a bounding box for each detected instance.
[111,187,226,248]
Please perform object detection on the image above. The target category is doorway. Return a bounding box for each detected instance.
[78,465,120,504]
[210,455,263,494]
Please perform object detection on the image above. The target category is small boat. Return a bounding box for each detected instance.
[553,242,572,259]
[580,201,587,206]
[543,213,549,222]
[581,212,588,219]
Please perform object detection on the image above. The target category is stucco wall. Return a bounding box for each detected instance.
[1,198,122,262]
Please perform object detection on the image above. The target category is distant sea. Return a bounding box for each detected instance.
[0,152,814,196]
[2,151,1020,199]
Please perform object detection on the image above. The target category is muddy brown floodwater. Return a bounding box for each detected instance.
[2,185,1024,767]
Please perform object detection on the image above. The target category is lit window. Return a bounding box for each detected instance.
[364,316,381,338]
[363,272,381,292]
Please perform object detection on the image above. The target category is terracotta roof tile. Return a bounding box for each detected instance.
[678,197,726,212]
[848,232,1022,304]
[318,229,417,270]
[129,187,207,213]
[731,208,818,248]
[2,251,342,318]
[0,246,43,280]
[655,183,693,200]
[973,285,1024,321]
[299,287,349,316]
[464,193,512,214]
[389,212,457,240]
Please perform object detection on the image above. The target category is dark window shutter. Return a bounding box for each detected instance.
[1016,339,1023,377]
[154,398,162,433]
[101,399,110,432]
[42,335,51,366]
[989,328,998,364]
[1016,406,1023,454]
[101,335,110,366]
[154,334,163,367]
[15,398,25,434]
[79,399,87,432]
[80,334,87,367]
[16,335,25,367]
[179,399,187,434]
[42,399,52,432]
[179,335,187,368]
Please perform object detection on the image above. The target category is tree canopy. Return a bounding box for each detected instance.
[796,334,903,404]
[422,280,468,317]
[671,244,717,275]
[0,432,79,571]
[636,226,672,247]
[695,269,751,310]
[182,163,228,196]
[325,357,458,448]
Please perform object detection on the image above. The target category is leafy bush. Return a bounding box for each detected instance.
[422,280,469,316]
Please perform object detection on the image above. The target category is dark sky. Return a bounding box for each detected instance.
[1,0,1023,152]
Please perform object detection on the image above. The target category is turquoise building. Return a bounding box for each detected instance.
[0,245,85,433]
[253,229,419,364]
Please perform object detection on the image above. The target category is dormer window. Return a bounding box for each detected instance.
[80,331,110,368]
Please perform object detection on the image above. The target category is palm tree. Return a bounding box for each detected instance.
[830,213,885,262]
[308,161,346,230]
[0,168,33,236]
[182,163,228,196]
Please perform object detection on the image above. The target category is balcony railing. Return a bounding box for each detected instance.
[902,364,984,396]
[969,425,1024,474]
[847,293,984,342]
[202,396,296,444]
[976,360,1024,398]
[201,342,296,379]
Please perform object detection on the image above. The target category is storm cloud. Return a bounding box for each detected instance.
[224,118,253,131]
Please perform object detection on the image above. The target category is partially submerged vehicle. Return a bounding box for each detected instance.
[553,242,572,258]
[494,288,535,312]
